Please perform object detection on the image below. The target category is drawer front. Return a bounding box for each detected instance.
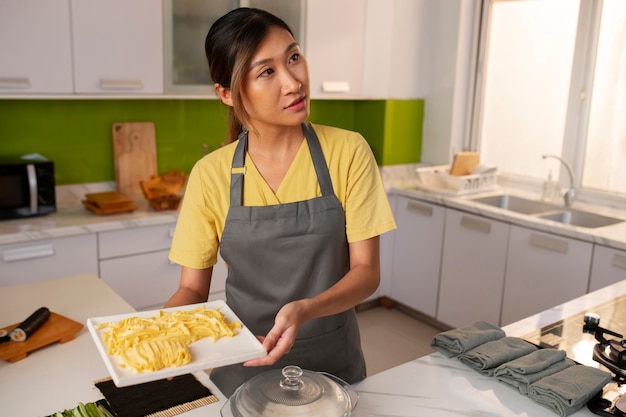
[0,234,98,286]
[98,223,176,259]
[99,250,180,311]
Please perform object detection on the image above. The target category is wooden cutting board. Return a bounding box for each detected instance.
[112,122,158,197]
[449,152,480,176]
[0,312,83,363]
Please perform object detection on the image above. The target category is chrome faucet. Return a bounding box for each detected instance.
[542,154,575,206]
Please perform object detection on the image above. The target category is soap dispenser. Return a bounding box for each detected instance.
[542,170,558,202]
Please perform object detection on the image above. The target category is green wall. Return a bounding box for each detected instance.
[0,99,423,185]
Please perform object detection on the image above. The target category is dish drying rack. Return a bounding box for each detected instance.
[415,165,498,195]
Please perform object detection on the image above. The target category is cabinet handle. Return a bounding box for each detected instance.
[612,253,626,270]
[0,77,31,89]
[99,79,143,90]
[406,201,433,217]
[529,233,568,254]
[2,243,55,262]
[321,81,350,93]
[460,215,491,234]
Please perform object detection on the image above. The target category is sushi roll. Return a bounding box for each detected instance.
[10,307,51,342]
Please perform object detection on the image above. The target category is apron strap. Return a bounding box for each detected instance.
[229,123,335,207]
[303,122,335,197]
[230,129,248,207]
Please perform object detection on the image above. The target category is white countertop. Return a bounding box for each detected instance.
[2,172,626,252]
[3,274,626,416]
[0,182,179,245]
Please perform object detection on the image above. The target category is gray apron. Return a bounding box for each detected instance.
[210,122,366,397]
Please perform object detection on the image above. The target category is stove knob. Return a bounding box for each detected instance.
[584,313,601,327]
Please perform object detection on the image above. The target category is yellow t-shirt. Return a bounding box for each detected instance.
[169,124,396,269]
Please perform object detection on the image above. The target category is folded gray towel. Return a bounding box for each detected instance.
[457,336,537,376]
[528,364,612,416]
[431,321,506,358]
[494,349,576,394]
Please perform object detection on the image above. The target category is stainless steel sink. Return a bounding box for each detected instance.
[471,194,560,215]
[539,209,624,229]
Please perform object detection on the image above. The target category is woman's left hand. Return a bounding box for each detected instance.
[243,300,308,367]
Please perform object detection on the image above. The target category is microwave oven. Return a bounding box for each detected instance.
[0,157,56,220]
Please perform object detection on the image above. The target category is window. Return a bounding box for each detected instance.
[471,0,626,200]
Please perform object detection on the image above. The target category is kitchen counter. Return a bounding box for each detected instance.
[0,182,179,245]
[3,274,626,416]
[390,185,626,253]
[3,171,626,252]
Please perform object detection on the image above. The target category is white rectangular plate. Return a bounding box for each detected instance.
[87,300,266,387]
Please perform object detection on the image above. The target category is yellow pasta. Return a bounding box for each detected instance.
[95,307,242,372]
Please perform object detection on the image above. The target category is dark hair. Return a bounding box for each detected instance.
[205,8,294,143]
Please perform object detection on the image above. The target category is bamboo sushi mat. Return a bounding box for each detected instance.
[94,373,218,417]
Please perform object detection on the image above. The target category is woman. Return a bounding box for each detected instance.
[166,7,396,397]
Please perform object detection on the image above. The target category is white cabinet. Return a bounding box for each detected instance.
[589,245,626,292]
[390,196,445,317]
[0,234,98,286]
[164,0,305,95]
[437,209,509,328]
[501,225,593,325]
[98,224,178,310]
[0,0,73,94]
[97,222,228,310]
[305,0,366,97]
[99,251,180,311]
[71,0,163,94]
[0,0,163,96]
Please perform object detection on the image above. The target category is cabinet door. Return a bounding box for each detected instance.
[164,0,305,95]
[0,234,98,286]
[98,224,175,260]
[501,225,592,325]
[0,0,73,94]
[390,196,445,317]
[305,0,366,97]
[99,250,180,311]
[437,209,509,328]
[589,245,626,292]
[71,0,164,94]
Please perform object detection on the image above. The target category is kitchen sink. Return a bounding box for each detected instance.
[539,209,624,229]
[471,194,560,215]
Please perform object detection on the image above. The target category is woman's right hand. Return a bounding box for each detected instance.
[243,300,309,366]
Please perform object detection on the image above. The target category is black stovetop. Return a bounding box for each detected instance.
[522,293,626,371]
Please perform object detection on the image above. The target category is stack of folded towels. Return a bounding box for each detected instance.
[431,321,612,416]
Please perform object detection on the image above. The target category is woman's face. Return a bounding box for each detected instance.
[241,26,310,132]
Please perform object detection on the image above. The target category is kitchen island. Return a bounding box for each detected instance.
[2,274,625,416]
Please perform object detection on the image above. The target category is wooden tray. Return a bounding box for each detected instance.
[0,312,84,363]
[82,191,137,215]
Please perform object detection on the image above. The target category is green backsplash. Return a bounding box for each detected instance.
[0,98,422,184]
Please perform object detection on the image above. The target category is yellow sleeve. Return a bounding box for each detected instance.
[342,132,397,242]
[168,146,233,269]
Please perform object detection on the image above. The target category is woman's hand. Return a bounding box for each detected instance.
[243,300,309,367]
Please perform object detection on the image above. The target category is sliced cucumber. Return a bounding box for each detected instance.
[96,403,115,417]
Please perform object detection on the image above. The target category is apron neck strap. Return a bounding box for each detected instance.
[229,123,335,207]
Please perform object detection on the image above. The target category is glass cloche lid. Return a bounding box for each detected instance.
[222,365,358,417]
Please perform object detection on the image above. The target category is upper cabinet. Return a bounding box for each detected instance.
[1,0,422,98]
[0,0,163,96]
[71,0,164,94]
[305,0,365,98]
[164,0,305,96]
[0,0,73,94]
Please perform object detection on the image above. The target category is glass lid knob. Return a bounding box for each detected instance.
[280,365,304,391]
